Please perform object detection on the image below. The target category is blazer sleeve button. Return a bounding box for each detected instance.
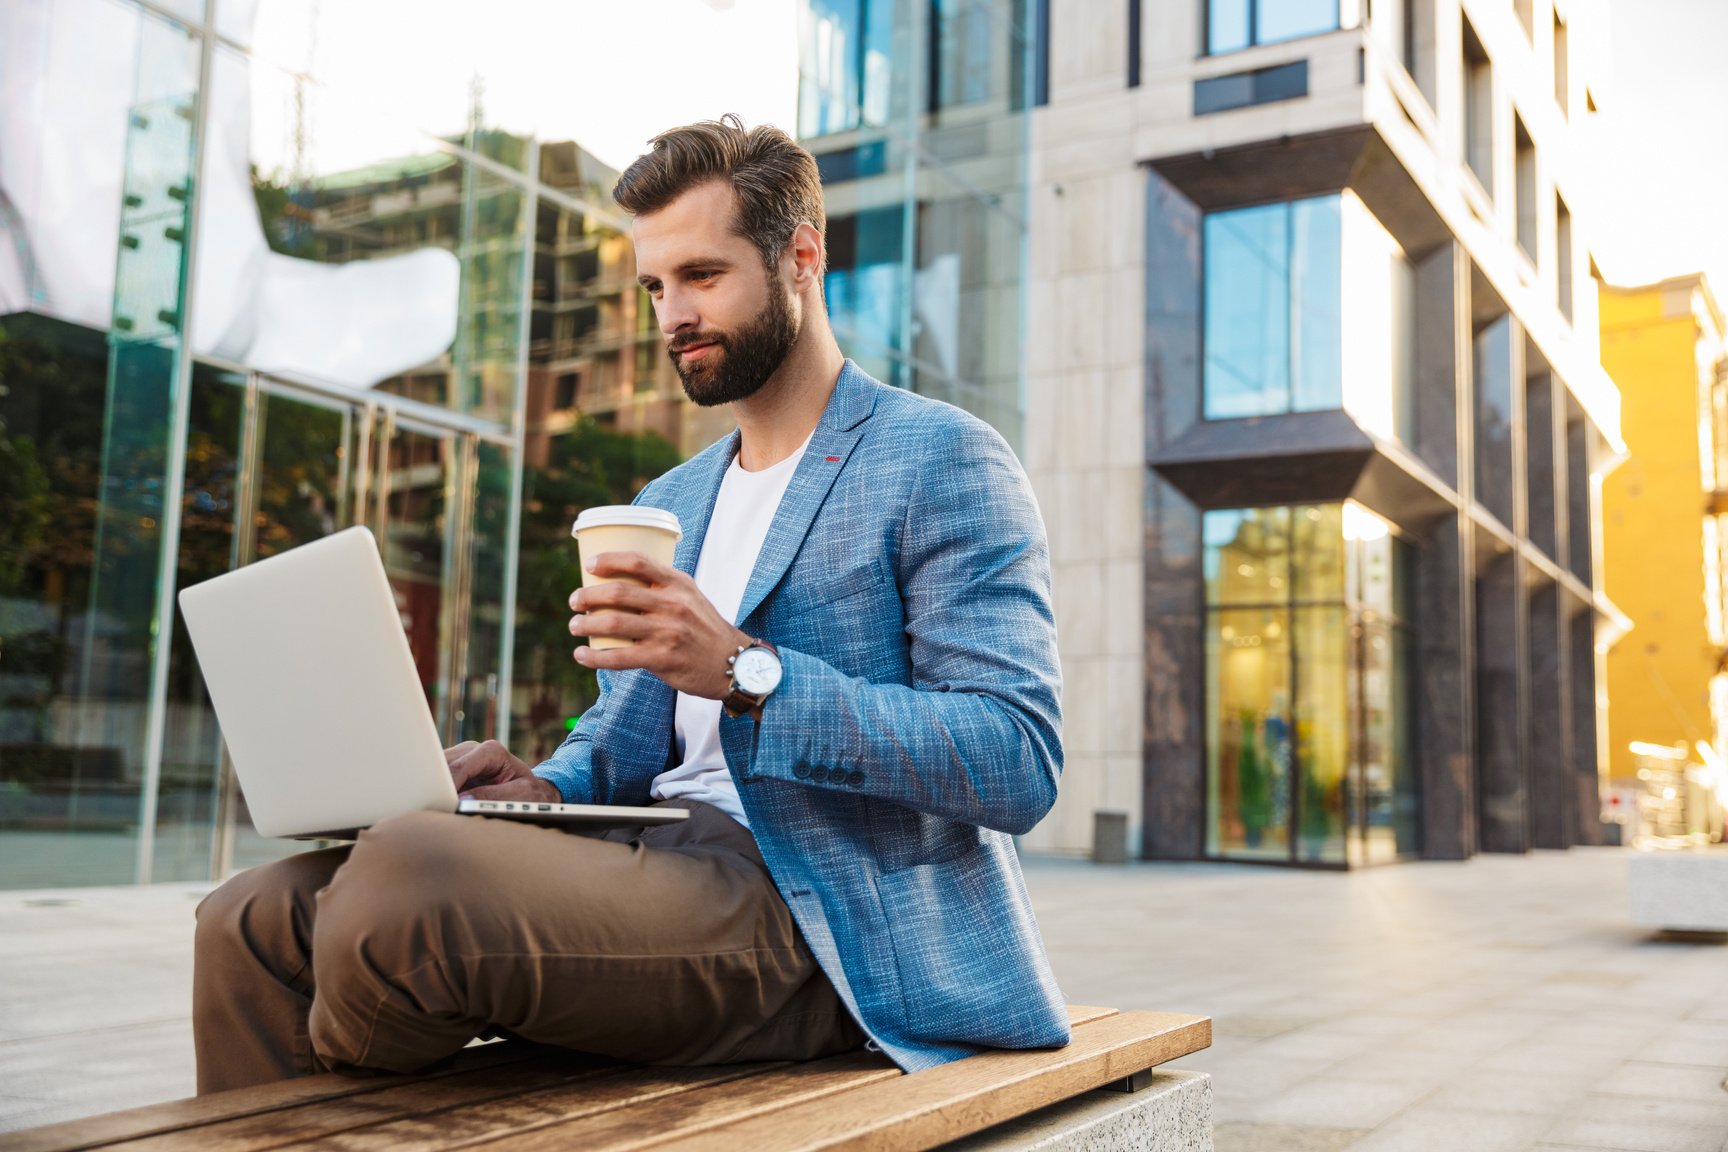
[846,770,865,787]
[793,763,812,779]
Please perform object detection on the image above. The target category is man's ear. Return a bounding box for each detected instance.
[786,222,824,292]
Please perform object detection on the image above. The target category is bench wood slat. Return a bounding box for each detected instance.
[0,1044,540,1152]
[120,1056,621,1152]
[474,1051,900,1152]
[637,1010,1210,1152]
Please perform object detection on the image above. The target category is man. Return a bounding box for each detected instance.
[193,116,1068,1091]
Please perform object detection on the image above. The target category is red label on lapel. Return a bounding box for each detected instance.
[824,455,842,463]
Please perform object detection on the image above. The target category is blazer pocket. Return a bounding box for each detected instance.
[874,843,1038,1047]
[779,559,890,620]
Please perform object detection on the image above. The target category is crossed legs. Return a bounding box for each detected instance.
[192,803,861,1093]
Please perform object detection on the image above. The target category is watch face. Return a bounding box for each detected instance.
[734,646,783,695]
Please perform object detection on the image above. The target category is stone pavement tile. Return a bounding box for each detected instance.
[1636,1020,1728,1067]
[1237,1077,1435,1129]
[0,1019,194,1134]
[1424,1068,1592,1116]
[1185,1049,1337,1102]
[1244,1027,1378,1065]
[1480,1038,1630,1079]
[1592,1061,1728,1100]
[1321,1042,1481,1085]
[1211,1014,1317,1041]
[1539,1118,1726,1152]
[1213,1121,1367,1151]
[1574,1092,1728,1130]
[1339,1105,1555,1152]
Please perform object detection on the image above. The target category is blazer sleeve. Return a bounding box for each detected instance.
[737,415,1064,836]
[531,670,610,803]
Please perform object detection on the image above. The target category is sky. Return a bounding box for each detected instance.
[1588,0,1728,297]
[244,0,801,182]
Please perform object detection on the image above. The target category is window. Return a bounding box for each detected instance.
[1514,114,1536,262]
[799,0,895,137]
[1553,11,1569,116]
[824,207,907,388]
[1462,17,1493,194]
[1203,503,1416,865]
[1474,313,1516,529]
[1396,0,1436,106]
[1514,0,1534,40]
[1202,196,1342,419]
[1207,0,1339,55]
[933,0,997,110]
[1556,194,1573,322]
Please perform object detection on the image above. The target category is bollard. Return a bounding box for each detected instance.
[1092,810,1129,865]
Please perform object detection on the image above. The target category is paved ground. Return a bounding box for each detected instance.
[1,847,1725,1149]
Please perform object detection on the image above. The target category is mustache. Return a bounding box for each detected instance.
[667,331,726,353]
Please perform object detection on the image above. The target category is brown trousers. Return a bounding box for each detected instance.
[192,801,864,1093]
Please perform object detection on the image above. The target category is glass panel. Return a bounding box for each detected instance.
[1208,0,1251,53]
[827,206,907,391]
[935,0,999,109]
[153,364,245,882]
[510,419,684,765]
[1207,606,1292,859]
[1295,504,1346,602]
[1258,0,1340,45]
[800,0,896,136]
[1204,204,1289,418]
[1204,508,1291,607]
[1474,315,1515,529]
[1339,194,1412,439]
[227,384,349,873]
[461,439,514,745]
[377,419,454,735]
[193,45,478,410]
[1289,196,1342,412]
[0,315,122,888]
[1296,605,1348,864]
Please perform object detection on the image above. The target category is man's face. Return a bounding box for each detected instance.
[632,181,799,407]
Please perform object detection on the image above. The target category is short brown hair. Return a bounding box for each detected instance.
[613,114,826,274]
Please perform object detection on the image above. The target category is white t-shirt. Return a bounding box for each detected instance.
[651,434,810,825]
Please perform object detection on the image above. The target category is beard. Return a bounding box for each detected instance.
[666,277,799,407]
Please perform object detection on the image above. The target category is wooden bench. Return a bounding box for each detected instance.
[4,1007,1210,1151]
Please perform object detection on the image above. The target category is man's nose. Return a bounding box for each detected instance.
[655,286,698,335]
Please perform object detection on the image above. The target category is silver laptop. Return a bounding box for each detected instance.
[177,526,686,839]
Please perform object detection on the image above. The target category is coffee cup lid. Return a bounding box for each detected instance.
[570,505,683,539]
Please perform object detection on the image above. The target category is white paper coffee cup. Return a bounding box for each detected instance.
[570,506,683,649]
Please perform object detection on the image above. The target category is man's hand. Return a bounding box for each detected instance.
[446,740,561,802]
[568,552,751,698]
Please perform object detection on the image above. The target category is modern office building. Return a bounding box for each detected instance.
[1016,0,1627,865]
[1599,273,1728,843]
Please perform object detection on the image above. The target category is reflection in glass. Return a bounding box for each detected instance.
[800,0,896,137]
[1204,503,1415,865]
[1297,606,1348,863]
[1208,0,1338,54]
[154,365,245,882]
[827,207,907,390]
[1203,197,1342,419]
[1204,507,1291,605]
[934,0,999,108]
[1340,194,1415,442]
[0,315,127,887]
[1207,607,1293,859]
[1474,315,1515,529]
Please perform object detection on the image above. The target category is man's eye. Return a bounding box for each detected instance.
[690,270,715,282]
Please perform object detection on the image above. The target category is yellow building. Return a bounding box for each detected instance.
[1600,274,1728,840]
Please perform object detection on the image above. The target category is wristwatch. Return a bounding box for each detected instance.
[722,639,782,720]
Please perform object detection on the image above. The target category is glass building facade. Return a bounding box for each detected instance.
[0,0,722,891]
[799,0,1038,440]
[0,0,1036,888]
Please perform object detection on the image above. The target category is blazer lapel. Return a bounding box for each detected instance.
[667,431,738,576]
[735,362,879,625]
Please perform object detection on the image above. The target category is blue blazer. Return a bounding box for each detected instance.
[535,361,1070,1071]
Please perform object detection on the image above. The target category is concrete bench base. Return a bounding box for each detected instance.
[1629,848,1728,932]
[944,1070,1213,1151]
